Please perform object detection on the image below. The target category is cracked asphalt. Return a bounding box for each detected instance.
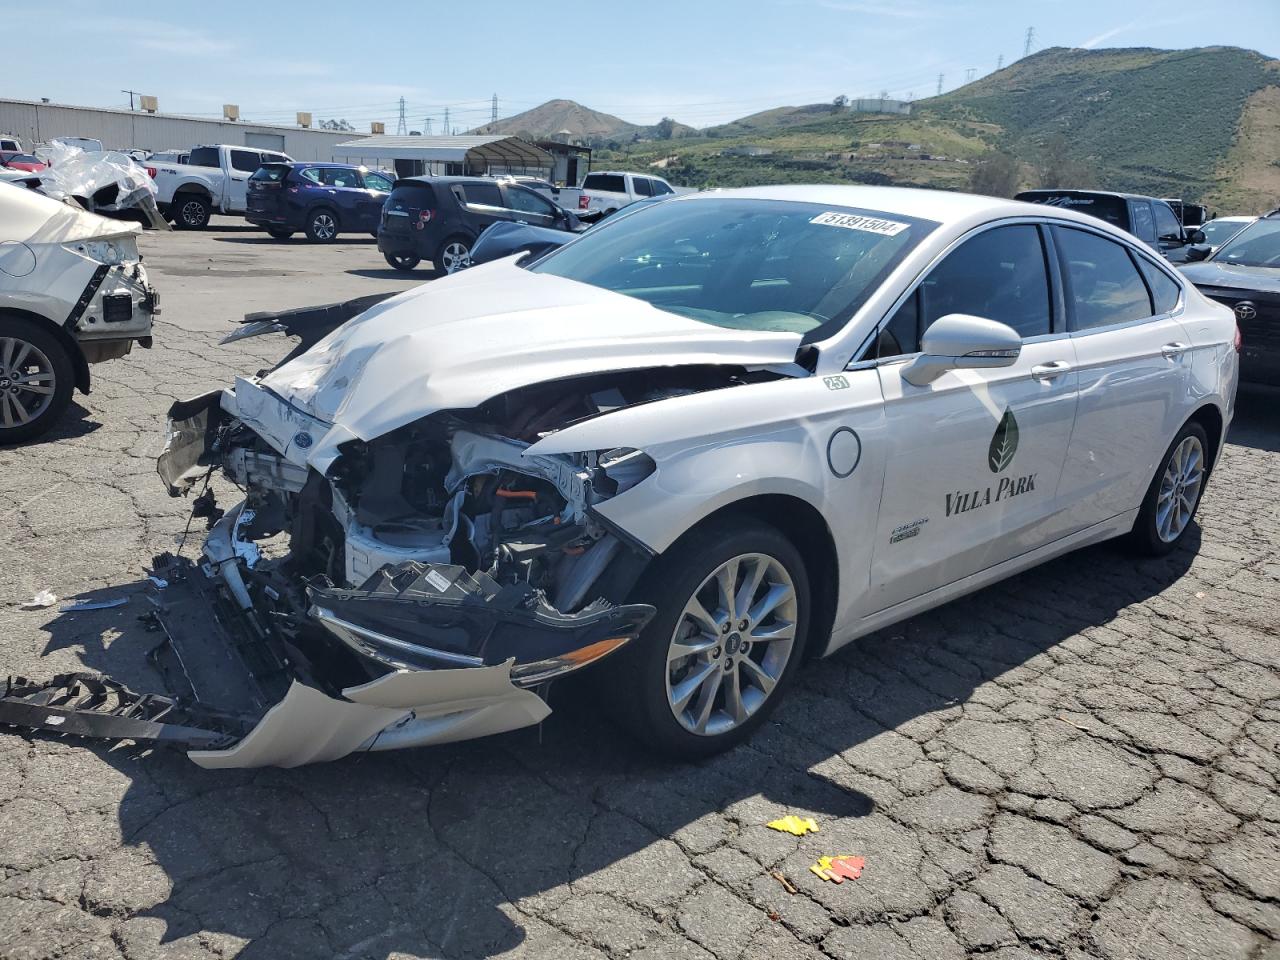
[2,219,1279,960]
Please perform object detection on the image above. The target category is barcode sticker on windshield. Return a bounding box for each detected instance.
[810,212,909,236]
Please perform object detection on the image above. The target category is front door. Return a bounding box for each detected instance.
[866,222,1080,613]
[1051,225,1193,531]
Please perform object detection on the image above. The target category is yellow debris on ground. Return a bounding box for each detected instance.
[766,815,819,836]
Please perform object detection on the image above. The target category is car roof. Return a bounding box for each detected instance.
[275,161,363,168]
[1016,187,1169,204]
[400,176,498,185]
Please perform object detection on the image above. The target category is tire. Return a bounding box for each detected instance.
[1128,420,1210,556]
[433,236,472,276]
[266,227,294,240]
[383,251,420,272]
[601,517,811,758]
[0,316,74,445]
[172,194,211,230]
[305,208,339,243]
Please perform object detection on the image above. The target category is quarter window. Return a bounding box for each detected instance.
[1137,257,1182,315]
[1055,227,1153,330]
[363,172,393,191]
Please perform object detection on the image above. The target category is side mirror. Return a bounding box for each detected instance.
[1184,244,1211,263]
[1188,229,1206,244]
[901,313,1022,386]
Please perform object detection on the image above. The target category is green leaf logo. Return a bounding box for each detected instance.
[988,408,1019,473]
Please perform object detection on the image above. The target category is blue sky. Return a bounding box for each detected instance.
[7,0,1278,130]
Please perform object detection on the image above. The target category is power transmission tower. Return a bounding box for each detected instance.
[491,94,498,125]
[965,68,976,82]
[936,73,944,95]
[443,107,450,135]
[396,96,407,135]
[1023,27,1035,58]
[997,53,1004,70]
[426,118,433,135]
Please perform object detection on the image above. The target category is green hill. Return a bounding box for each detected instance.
[601,46,1280,214]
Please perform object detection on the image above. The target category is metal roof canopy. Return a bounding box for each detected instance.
[332,134,551,167]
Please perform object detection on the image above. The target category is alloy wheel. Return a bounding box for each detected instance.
[665,552,798,737]
[1155,434,1205,543]
[0,336,56,429]
[440,241,471,273]
[180,200,205,226]
[312,213,336,240]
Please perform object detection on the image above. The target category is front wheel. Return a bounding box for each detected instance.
[305,208,339,243]
[383,251,420,272]
[1128,420,1210,555]
[0,316,74,445]
[172,195,211,230]
[601,518,811,758]
[266,227,294,240]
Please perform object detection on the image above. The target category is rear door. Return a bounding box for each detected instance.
[868,222,1080,613]
[226,148,263,212]
[358,170,394,231]
[1052,224,1194,530]
[317,167,365,228]
[451,181,508,236]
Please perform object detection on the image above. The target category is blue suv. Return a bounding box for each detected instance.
[246,162,395,242]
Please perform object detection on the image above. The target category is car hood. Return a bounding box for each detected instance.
[1179,261,1280,296]
[259,258,805,442]
[0,180,144,243]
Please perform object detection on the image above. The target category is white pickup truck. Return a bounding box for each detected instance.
[572,171,682,217]
[152,144,291,228]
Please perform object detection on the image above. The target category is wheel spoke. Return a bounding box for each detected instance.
[723,665,747,724]
[17,383,53,396]
[9,341,30,372]
[668,633,719,664]
[749,582,793,625]
[692,669,723,734]
[739,656,777,696]
[749,619,796,643]
[714,558,739,619]
[670,661,718,714]
[684,595,724,639]
[734,557,767,620]
[1,337,15,371]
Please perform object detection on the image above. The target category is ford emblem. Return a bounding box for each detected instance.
[293,431,313,449]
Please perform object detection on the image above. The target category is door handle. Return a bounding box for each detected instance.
[1161,341,1189,359]
[1030,360,1071,381]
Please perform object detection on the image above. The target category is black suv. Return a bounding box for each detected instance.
[378,176,582,274]
[1015,190,1202,262]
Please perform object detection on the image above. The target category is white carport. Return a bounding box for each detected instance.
[332,135,552,180]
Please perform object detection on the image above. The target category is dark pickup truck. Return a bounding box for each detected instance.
[1015,190,1203,263]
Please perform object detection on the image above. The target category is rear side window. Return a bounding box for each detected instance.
[458,182,503,207]
[632,177,653,197]
[1055,227,1152,330]
[320,167,361,188]
[583,173,626,193]
[230,149,262,173]
[1137,257,1182,315]
[1130,202,1156,244]
[251,165,290,182]
[1154,202,1183,241]
[189,146,219,168]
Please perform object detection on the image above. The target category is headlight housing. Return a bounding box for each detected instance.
[70,239,126,265]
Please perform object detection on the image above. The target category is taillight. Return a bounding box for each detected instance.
[145,166,157,178]
[416,209,435,230]
[578,196,589,209]
[1234,323,1243,353]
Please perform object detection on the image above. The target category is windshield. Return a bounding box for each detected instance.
[1212,217,1280,268]
[1201,219,1251,247]
[531,197,937,337]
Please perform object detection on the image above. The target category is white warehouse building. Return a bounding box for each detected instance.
[0,98,367,161]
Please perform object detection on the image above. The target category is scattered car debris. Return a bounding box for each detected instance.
[33,141,169,230]
[59,596,128,612]
[767,815,820,836]
[809,855,865,883]
[1057,715,1092,732]
[771,870,799,895]
[17,590,57,610]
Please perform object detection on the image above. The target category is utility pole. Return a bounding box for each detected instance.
[1024,27,1035,58]
[396,96,407,135]
[965,68,976,83]
[936,73,944,95]
[443,106,450,134]
[491,93,498,125]
[121,89,140,111]
[997,53,1004,70]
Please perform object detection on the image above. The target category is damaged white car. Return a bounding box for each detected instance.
[0,183,158,442]
[2,186,1237,767]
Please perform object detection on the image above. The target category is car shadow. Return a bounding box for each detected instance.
[2,401,102,448]
[13,531,1201,958]
[213,236,378,246]
[1228,385,1280,452]
[346,267,436,280]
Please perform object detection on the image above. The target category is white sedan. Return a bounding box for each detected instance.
[10,185,1236,767]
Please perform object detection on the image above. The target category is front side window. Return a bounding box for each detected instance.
[1055,227,1152,330]
[651,180,674,196]
[1153,202,1183,241]
[883,224,1052,353]
[1212,217,1280,267]
[533,198,936,337]
[505,185,556,215]
[230,149,262,173]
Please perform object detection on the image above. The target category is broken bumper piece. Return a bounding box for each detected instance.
[309,561,655,686]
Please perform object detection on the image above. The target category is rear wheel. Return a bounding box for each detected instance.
[0,316,74,444]
[433,236,472,276]
[1128,421,1210,555]
[305,208,339,243]
[266,227,293,240]
[383,251,420,272]
[602,518,811,758]
[172,194,210,230]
